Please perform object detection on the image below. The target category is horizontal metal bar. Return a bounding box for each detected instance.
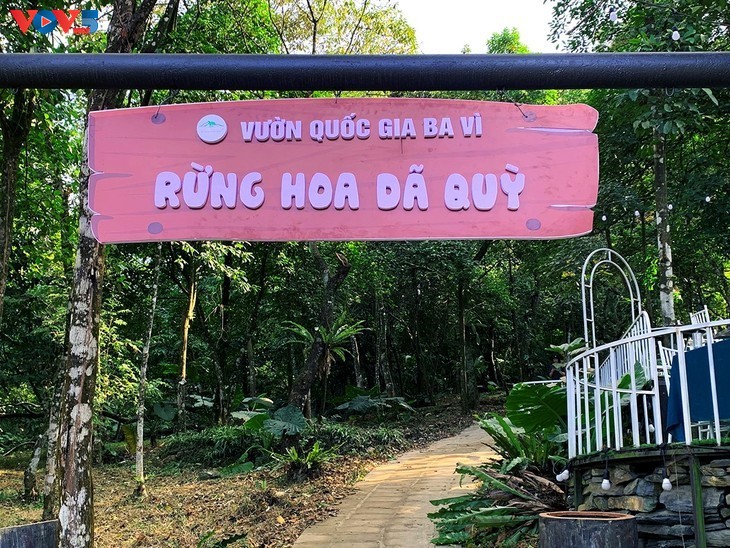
[1,53,730,90]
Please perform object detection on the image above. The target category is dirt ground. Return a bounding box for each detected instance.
[0,397,498,546]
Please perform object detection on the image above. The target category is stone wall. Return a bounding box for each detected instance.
[574,458,730,547]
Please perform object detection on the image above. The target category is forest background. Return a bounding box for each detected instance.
[1,0,729,546]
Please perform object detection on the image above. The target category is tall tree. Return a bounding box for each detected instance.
[0,88,34,326]
[135,243,162,498]
[550,0,730,324]
[51,2,177,545]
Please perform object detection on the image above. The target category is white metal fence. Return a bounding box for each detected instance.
[567,319,730,458]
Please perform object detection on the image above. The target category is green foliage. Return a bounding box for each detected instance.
[505,382,568,433]
[121,424,137,455]
[240,396,274,410]
[284,317,366,363]
[430,378,569,546]
[233,412,268,432]
[153,402,177,422]
[159,427,268,467]
[305,420,407,455]
[486,27,530,54]
[429,464,564,546]
[220,458,255,477]
[546,337,587,364]
[263,405,307,437]
[269,441,335,480]
[334,394,415,416]
[477,415,565,476]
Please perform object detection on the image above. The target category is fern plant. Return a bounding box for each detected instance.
[478,414,566,476]
[429,464,565,546]
[430,381,570,546]
[269,441,336,481]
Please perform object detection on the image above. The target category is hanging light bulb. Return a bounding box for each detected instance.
[662,468,673,491]
[648,424,655,433]
[601,215,607,221]
[609,7,618,22]
[667,204,673,211]
[601,468,612,491]
[706,196,711,202]
[556,469,570,482]
[672,27,680,41]
[634,210,641,217]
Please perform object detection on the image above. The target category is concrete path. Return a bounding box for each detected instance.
[293,423,497,548]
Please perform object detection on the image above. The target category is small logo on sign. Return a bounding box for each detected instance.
[197,115,227,144]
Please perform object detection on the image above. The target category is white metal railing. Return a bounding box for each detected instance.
[567,319,730,458]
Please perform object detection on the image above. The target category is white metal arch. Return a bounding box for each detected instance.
[581,248,643,349]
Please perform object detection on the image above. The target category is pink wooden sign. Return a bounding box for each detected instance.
[87,98,598,243]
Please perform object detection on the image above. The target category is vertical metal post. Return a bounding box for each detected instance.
[649,338,664,444]
[676,330,693,444]
[705,332,721,444]
[689,453,707,547]
[610,348,622,449]
[568,365,577,458]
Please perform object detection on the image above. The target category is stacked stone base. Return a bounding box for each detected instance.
[574,456,730,547]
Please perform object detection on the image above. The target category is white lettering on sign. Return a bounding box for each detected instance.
[281,172,360,210]
[154,163,265,210]
[376,165,429,210]
[443,165,525,211]
[309,116,371,142]
[378,118,417,140]
[241,118,302,143]
[423,117,455,138]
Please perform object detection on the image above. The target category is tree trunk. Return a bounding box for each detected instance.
[288,244,350,411]
[654,128,675,326]
[289,338,327,412]
[212,248,233,425]
[178,262,197,433]
[136,243,161,498]
[53,3,178,545]
[23,434,45,500]
[42,167,76,521]
[485,324,504,387]
[388,329,405,393]
[234,245,270,396]
[55,117,108,547]
[458,276,478,412]
[0,88,34,327]
[43,348,67,520]
[376,295,395,396]
[410,268,428,399]
[639,211,653,320]
[246,338,257,396]
[507,250,523,380]
[350,335,366,389]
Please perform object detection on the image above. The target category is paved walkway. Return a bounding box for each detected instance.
[293,423,496,548]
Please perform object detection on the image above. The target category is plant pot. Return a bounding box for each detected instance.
[538,511,637,548]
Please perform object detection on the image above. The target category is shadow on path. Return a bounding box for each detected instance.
[293,423,496,548]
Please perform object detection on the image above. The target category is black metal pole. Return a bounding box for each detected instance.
[1,53,730,90]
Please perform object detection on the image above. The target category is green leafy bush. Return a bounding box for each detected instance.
[159,426,269,467]
[429,465,565,546]
[478,414,565,476]
[305,420,407,455]
[263,405,307,437]
[430,381,569,546]
[505,382,567,433]
[160,405,309,468]
[269,441,335,481]
[334,394,415,417]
